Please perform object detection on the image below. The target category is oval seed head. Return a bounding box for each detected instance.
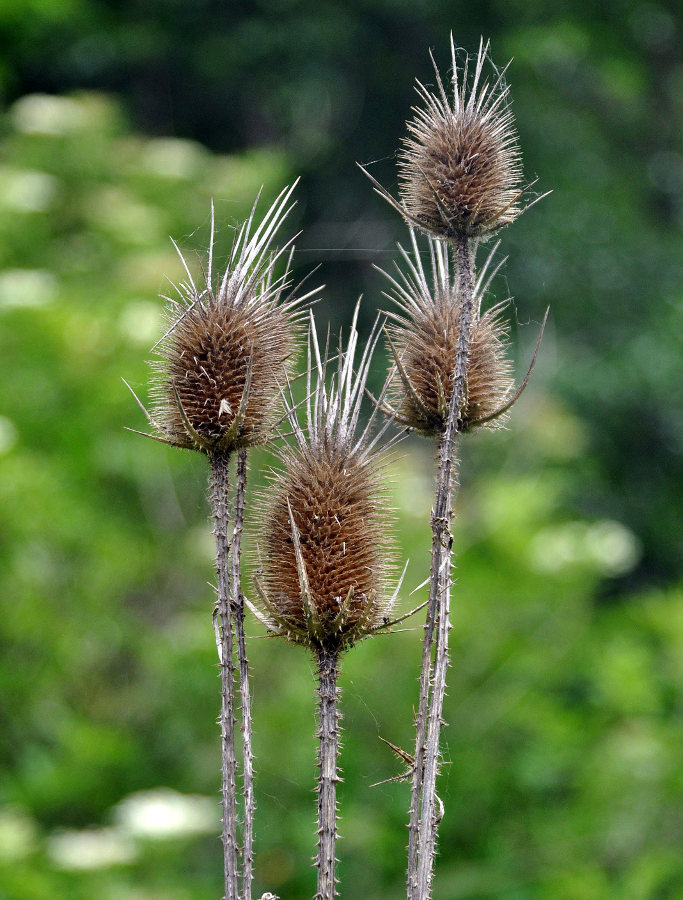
[381,230,514,436]
[253,306,397,653]
[399,37,524,239]
[359,37,532,241]
[148,184,315,454]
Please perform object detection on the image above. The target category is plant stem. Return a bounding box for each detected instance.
[211,450,240,900]
[406,537,440,895]
[315,647,341,900]
[232,448,254,900]
[409,233,474,900]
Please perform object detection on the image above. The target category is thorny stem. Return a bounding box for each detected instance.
[211,451,240,900]
[316,648,341,900]
[409,232,475,900]
[406,545,440,888]
[232,448,254,900]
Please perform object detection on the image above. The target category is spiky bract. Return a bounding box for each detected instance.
[381,230,514,435]
[252,307,398,652]
[148,183,312,454]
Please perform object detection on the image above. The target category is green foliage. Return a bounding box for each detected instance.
[0,4,681,898]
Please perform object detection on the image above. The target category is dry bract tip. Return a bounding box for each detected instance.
[252,304,400,652]
[131,182,319,455]
[360,36,537,240]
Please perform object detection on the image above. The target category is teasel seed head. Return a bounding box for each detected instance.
[127,182,319,454]
[360,37,544,240]
[250,305,405,653]
[379,229,546,437]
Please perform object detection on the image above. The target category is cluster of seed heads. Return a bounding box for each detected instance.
[127,32,547,900]
[128,35,548,654]
[129,38,546,653]
[360,37,547,440]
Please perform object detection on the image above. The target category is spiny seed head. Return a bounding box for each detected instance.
[399,38,523,238]
[259,448,392,652]
[252,306,398,653]
[152,285,293,453]
[146,183,315,454]
[381,230,514,436]
[360,37,532,240]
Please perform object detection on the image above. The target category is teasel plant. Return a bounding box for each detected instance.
[247,305,423,900]
[361,37,548,899]
[125,181,319,900]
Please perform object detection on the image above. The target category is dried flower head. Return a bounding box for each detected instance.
[250,306,405,653]
[360,37,540,240]
[127,183,317,454]
[379,230,542,436]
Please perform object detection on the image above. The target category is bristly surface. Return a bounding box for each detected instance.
[401,37,523,238]
[252,305,398,653]
[146,183,316,454]
[359,37,531,241]
[380,229,514,435]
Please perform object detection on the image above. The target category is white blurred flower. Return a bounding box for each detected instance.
[87,187,163,246]
[392,452,433,521]
[140,138,204,179]
[47,827,137,870]
[113,788,217,840]
[0,269,57,309]
[11,94,91,135]
[585,519,642,576]
[529,519,641,576]
[187,524,217,562]
[0,167,59,212]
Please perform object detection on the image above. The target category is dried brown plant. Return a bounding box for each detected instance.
[249,306,412,900]
[251,305,401,653]
[128,182,315,455]
[127,182,319,900]
[381,230,515,435]
[359,37,545,241]
[360,39,548,900]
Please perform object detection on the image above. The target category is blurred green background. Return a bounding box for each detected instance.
[0,1,681,898]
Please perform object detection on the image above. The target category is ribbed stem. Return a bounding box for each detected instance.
[210,450,240,900]
[407,529,440,893]
[409,232,474,900]
[315,648,341,900]
[232,448,254,900]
